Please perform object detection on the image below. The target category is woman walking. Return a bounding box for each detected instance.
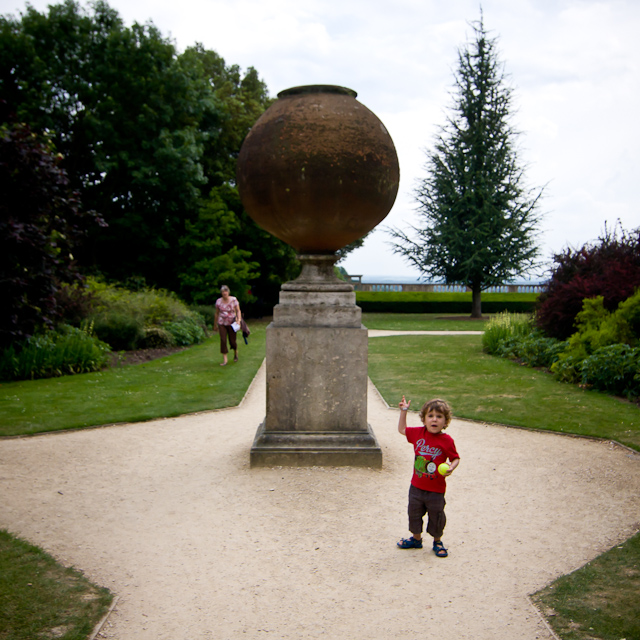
[214,285,242,366]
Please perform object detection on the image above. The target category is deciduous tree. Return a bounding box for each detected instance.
[0,123,104,347]
[1,0,300,309]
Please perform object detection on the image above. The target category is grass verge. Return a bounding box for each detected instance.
[0,529,113,640]
[362,312,489,331]
[368,333,640,452]
[0,321,267,437]
[531,531,640,640]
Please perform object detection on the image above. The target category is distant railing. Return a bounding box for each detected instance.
[349,280,546,294]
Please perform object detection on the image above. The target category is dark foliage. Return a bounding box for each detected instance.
[55,282,97,326]
[0,122,104,348]
[536,225,640,339]
[1,1,298,311]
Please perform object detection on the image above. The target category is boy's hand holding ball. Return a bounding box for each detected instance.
[438,463,451,476]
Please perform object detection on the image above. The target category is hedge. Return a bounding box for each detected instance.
[355,291,539,314]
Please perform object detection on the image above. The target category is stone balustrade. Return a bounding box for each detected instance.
[350,281,546,294]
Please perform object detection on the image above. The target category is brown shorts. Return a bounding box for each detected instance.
[407,484,446,539]
[218,323,238,354]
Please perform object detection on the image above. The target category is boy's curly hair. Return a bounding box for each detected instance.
[419,398,452,428]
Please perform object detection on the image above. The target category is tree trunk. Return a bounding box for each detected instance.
[471,285,482,318]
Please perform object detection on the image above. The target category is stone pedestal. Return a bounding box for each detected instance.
[250,255,382,467]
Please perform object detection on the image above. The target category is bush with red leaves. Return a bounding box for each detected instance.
[536,224,640,340]
[0,123,105,348]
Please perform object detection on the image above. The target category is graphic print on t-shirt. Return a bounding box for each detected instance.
[414,438,443,479]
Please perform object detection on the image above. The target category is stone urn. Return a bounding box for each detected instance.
[236,84,399,254]
[236,85,399,468]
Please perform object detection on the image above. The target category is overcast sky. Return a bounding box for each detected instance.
[4,0,639,281]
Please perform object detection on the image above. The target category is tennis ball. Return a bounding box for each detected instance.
[438,463,450,476]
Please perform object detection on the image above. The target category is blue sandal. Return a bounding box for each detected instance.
[397,536,423,549]
[433,540,448,557]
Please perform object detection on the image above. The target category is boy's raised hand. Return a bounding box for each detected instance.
[397,396,410,434]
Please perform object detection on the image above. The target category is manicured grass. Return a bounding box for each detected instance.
[0,321,267,437]
[531,531,640,640]
[0,529,113,640]
[368,334,640,452]
[362,312,489,331]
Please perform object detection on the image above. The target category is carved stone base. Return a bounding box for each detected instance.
[250,422,383,468]
[251,253,382,468]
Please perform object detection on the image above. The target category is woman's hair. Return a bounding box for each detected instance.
[220,285,230,293]
[419,398,452,427]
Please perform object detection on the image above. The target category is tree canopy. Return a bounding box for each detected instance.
[1,0,299,312]
[388,16,543,317]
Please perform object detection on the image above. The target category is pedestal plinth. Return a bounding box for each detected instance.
[250,255,382,467]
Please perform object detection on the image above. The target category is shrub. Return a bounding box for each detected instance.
[0,325,110,381]
[498,332,567,369]
[88,280,188,325]
[91,312,145,351]
[536,224,640,339]
[482,312,532,355]
[190,305,217,328]
[547,352,584,384]
[139,327,176,349]
[580,344,640,399]
[551,292,640,378]
[606,289,640,346]
[55,282,96,327]
[86,279,206,350]
[357,292,538,315]
[162,315,206,346]
[487,290,640,400]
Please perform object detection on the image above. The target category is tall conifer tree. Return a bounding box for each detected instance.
[389,15,543,317]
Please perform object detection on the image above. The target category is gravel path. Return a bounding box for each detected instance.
[1,354,639,639]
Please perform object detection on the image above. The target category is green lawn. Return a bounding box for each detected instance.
[0,321,268,437]
[0,530,113,640]
[362,312,488,331]
[531,531,640,640]
[1,314,638,450]
[368,333,640,452]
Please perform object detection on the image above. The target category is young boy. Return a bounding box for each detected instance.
[397,395,460,557]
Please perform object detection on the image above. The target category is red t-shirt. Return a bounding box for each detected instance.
[405,426,459,493]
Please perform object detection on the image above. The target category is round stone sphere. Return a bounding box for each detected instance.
[236,85,400,253]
